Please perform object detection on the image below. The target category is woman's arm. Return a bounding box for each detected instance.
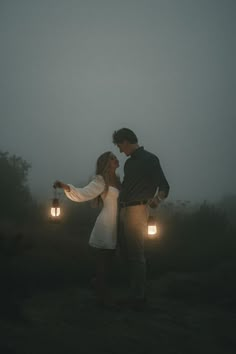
[53,181,70,192]
[53,175,105,202]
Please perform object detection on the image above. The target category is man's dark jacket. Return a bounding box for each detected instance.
[119,147,170,203]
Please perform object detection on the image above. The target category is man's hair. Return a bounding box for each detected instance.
[112,128,138,144]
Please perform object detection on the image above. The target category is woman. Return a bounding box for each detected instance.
[53,151,120,307]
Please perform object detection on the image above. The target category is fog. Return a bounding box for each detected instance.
[1,0,235,203]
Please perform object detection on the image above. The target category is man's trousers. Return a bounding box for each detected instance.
[118,204,148,299]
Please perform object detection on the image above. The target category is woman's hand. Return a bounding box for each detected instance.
[53,180,70,192]
[53,180,63,189]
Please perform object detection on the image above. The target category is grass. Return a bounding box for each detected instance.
[1,205,236,354]
[1,271,235,354]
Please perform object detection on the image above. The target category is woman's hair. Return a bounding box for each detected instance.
[96,151,113,189]
[92,151,119,208]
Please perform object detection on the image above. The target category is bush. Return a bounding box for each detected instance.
[145,201,236,275]
[0,151,37,223]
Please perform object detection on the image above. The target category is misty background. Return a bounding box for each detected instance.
[1,3,236,352]
[1,0,235,204]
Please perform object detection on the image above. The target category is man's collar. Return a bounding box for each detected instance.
[130,146,144,157]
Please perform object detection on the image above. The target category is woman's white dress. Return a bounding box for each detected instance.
[64,175,119,249]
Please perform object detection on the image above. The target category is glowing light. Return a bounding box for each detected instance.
[147,216,160,238]
[50,197,61,219]
[148,225,157,235]
[50,206,61,217]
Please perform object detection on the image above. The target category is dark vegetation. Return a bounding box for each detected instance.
[1,150,236,353]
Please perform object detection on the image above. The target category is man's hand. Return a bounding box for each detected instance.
[149,196,160,209]
[158,191,166,200]
[149,192,166,208]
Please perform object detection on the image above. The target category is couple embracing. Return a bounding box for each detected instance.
[54,128,169,310]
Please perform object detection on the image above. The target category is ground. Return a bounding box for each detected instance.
[1,275,235,354]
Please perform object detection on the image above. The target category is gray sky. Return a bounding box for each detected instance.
[1,0,235,203]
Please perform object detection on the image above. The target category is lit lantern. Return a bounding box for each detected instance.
[50,198,61,217]
[147,215,159,238]
[50,187,61,223]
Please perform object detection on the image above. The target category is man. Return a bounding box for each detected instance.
[113,128,170,310]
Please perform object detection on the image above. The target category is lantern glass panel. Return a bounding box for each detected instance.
[148,225,157,235]
[51,207,61,217]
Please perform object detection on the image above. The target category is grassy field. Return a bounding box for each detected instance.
[1,153,236,353]
[1,232,236,354]
[1,272,235,354]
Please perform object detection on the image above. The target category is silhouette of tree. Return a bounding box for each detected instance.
[0,150,35,222]
[219,194,236,226]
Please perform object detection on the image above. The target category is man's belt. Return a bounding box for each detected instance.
[119,200,148,208]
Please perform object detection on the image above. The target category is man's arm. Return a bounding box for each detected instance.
[158,163,170,199]
[149,159,170,208]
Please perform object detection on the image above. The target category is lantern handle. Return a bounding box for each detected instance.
[53,186,59,199]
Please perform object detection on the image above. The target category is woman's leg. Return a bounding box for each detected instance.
[95,249,115,305]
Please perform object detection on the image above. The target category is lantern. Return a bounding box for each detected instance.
[147,215,159,238]
[50,188,61,223]
[51,198,61,217]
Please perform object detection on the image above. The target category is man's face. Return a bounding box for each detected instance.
[116,141,129,156]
